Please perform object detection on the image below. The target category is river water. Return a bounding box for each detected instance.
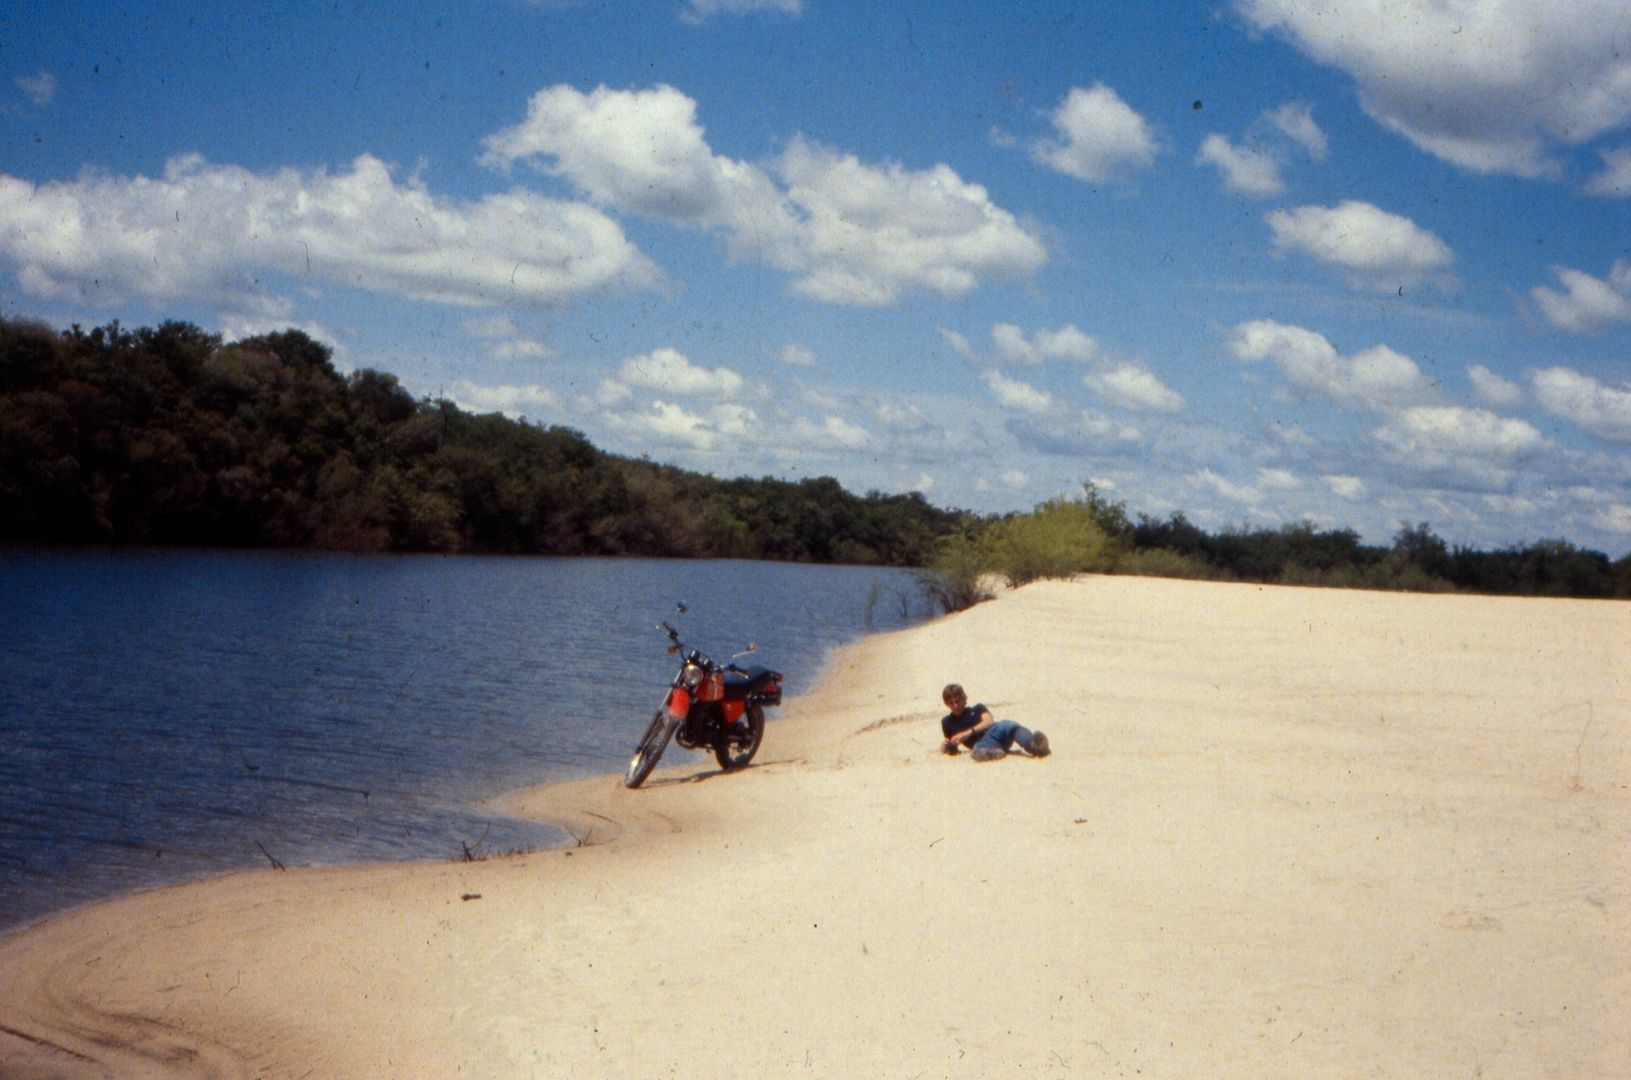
[0,549,930,932]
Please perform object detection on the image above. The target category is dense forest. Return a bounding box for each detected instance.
[0,318,967,565]
[2,317,1627,601]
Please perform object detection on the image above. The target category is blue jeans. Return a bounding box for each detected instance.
[973,719,1039,755]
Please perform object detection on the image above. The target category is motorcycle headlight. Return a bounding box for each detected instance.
[681,662,705,690]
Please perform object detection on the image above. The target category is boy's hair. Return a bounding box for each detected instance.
[942,683,965,706]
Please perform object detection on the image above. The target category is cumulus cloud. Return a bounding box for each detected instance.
[1236,0,1631,177]
[1596,502,1631,535]
[1227,319,1434,408]
[0,155,658,317]
[1586,147,1631,197]
[17,70,55,107]
[1193,468,1262,506]
[483,84,1045,306]
[1007,411,1141,456]
[599,346,744,403]
[1266,200,1454,293]
[1531,367,1631,442]
[447,380,561,419]
[1324,474,1365,499]
[984,369,1053,414]
[779,343,817,367]
[1031,84,1157,183]
[1531,262,1631,335]
[1467,364,1523,409]
[1084,363,1186,413]
[681,0,801,20]
[1198,103,1327,197]
[938,327,977,362]
[462,314,553,361]
[1371,405,1547,486]
[1257,467,1301,491]
[1267,102,1328,160]
[992,322,1103,366]
[1196,134,1284,196]
[788,414,871,450]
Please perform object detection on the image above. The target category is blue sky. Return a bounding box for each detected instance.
[3,0,1630,555]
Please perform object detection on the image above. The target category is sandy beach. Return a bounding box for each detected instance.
[1,574,1626,1078]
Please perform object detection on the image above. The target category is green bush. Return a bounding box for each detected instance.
[915,533,995,613]
[983,494,1120,587]
[1112,546,1220,581]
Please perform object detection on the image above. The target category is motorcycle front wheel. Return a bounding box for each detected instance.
[713,702,765,772]
[624,710,677,789]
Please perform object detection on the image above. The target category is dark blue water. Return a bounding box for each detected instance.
[0,549,930,932]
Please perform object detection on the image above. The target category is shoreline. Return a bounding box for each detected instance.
[2,575,1627,1077]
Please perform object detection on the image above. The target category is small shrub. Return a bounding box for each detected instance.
[916,533,994,613]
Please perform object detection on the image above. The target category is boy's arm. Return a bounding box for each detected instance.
[942,708,994,751]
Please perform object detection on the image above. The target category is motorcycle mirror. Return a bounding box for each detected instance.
[675,600,688,614]
[744,642,757,653]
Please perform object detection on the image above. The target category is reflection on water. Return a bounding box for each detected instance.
[0,549,930,931]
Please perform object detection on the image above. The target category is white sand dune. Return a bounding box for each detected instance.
[1,575,1626,1078]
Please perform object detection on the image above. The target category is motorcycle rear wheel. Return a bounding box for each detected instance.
[713,702,765,772]
[624,711,676,789]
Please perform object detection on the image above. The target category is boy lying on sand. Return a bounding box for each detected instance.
[939,682,1051,761]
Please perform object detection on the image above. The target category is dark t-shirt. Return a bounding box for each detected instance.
[941,704,987,739]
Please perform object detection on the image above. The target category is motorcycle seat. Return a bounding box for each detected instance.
[724,666,781,700]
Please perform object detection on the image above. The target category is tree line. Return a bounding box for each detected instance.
[3,317,1627,601]
[0,318,967,565]
[919,486,1631,606]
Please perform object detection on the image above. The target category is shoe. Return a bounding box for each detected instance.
[970,747,1006,762]
[1028,731,1050,757]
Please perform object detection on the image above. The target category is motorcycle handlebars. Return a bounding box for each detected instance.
[658,620,758,674]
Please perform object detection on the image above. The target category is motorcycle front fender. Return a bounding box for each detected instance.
[666,687,692,719]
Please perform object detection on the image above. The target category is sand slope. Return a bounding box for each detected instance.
[1,575,1626,1078]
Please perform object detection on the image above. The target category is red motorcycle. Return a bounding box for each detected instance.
[623,619,783,789]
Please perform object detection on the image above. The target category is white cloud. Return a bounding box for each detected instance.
[642,400,721,450]
[1193,468,1262,505]
[873,400,930,433]
[462,314,552,361]
[1236,0,1631,177]
[779,343,817,367]
[1008,411,1141,455]
[17,70,55,107]
[992,322,1103,366]
[938,327,977,362]
[789,414,871,450]
[1595,502,1631,535]
[1267,102,1328,160]
[0,155,658,317]
[1031,84,1158,183]
[489,339,553,361]
[1084,364,1186,413]
[984,369,1053,414]
[448,380,561,419]
[1196,133,1284,197]
[1586,147,1631,197]
[483,84,1045,306]
[1323,474,1365,500]
[1257,467,1301,491]
[1266,200,1454,293]
[1371,405,1547,484]
[1034,324,1103,363]
[992,323,1040,367]
[1467,364,1523,409]
[601,346,744,401]
[1531,367,1631,442]
[681,0,801,20]
[1531,262,1631,335]
[1227,319,1434,408]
